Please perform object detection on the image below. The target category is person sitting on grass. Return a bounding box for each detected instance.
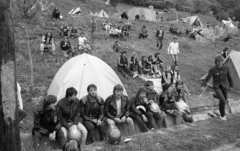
[60,22,70,38]
[52,7,61,20]
[57,87,88,145]
[109,25,119,38]
[162,65,173,85]
[40,32,56,55]
[80,84,106,144]
[104,84,135,135]
[60,37,73,60]
[154,53,164,75]
[144,81,167,129]
[117,51,137,79]
[138,56,152,80]
[129,87,151,133]
[103,20,112,32]
[171,65,191,96]
[122,25,130,40]
[141,14,146,21]
[135,13,140,20]
[160,83,183,126]
[79,40,91,54]
[139,26,148,40]
[125,20,132,30]
[113,41,121,53]
[129,52,139,76]
[166,80,194,123]
[148,55,161,78]
[32,95,67,149]
[70,25,78,38]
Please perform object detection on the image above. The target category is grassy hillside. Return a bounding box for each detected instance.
[15,0,240,134]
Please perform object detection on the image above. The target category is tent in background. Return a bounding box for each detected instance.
[181,16,202,26]
[111,11,129,20]
[47,53,127,101]
[127,7,157,22]
[200,50,240,92]
[95,9,109,18]
[69,7,82,15]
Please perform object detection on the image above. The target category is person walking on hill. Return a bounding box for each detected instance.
[202,55,233,120]
[156,26,164,51]
[168,37,179,67]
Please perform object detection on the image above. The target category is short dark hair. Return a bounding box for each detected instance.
[162,84,171,91]
[87,84,97,92]
[121,51,127,55]
[44,95,57,107]
[113,84,123,93]
[144,80,153,87]
[143,25,146,28]
[65,87,77,98]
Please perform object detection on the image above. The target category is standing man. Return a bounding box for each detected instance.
[156,26,165,51]
[104,84,135,135]
[80,84,106,144]
[57,87,88,145]
[168,37,179,67]
[32,95,67,149]
[202,55,233,120]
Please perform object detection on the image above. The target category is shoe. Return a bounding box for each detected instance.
[220,116,227,121]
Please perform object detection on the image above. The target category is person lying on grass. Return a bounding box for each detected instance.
[60,22,70,38]
[138,56,152,80]
[32,95,67,149]
[129,52,139,76]
[117,51,137,79]
[40,32,56,55]
[57,87,88,145]
[144,80,167,129]
[171,64,191,96]
[104,84,135,135]
[165,80,194,123]
[139,26,148,40]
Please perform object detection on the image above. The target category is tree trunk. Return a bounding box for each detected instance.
[0,0,21,151]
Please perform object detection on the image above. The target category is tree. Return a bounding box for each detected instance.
[0,0,21,150]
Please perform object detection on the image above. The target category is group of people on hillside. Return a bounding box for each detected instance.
[40,21,91,61]
[103,19,131,41]
[33,78,193,149]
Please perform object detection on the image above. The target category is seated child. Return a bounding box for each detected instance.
[113,41,120,53]
[148,55,161,78]
[52,7,60,20]
[60,37,73,60]
[60,22,70,38]
[40,32,55,55]
[70,26,78,38]
[139,26,148,40]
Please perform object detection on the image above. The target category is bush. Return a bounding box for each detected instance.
[230,6,240,22]
[175,0,194,12]
[210,2,222,16]
[193,0,211,14]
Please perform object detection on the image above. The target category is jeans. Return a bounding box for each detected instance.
[145,111,166,129]
[61,122,88,145]
[33,128,67,149]
[83,120,106,142]
[129,112,149,132]
[117,66,133,78]
[106,117,135,135]
[157,38,163,50]
[214,84,228,117]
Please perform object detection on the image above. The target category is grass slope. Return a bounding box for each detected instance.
[16,0,240,133]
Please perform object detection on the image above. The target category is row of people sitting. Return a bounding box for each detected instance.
[117,51,164,80]
[60,22,78,39]
[40,31,91,58]
[33,81,193,149]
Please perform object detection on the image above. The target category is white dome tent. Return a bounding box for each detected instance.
[47,53,127,101]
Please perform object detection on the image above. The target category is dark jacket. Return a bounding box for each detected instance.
[156,30,164,39]
[57,98,81,129]
[60,41,71,51]
[203,65,233,88]
[33,101,61,136]
[131,90,151,116]
[80,95,105,121]
[104,94,130,120]
[118,55,128,67]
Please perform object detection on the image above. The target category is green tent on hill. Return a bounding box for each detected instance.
[127,7,157,22]
[200,50,240,93]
